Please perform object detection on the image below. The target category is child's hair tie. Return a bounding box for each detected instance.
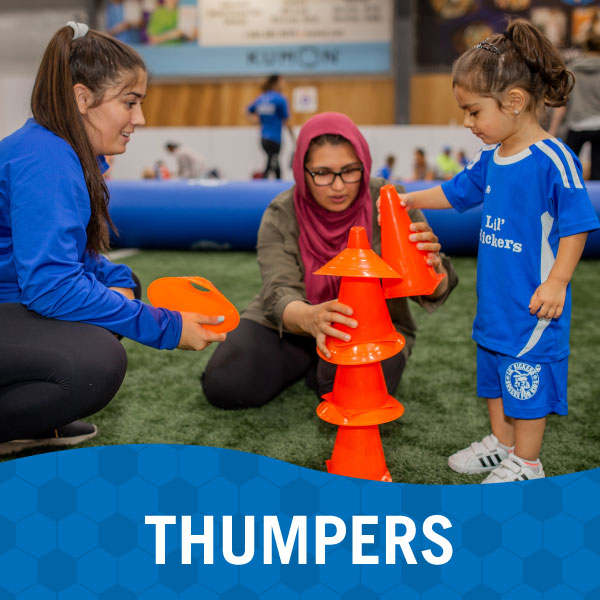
[67,21,89,40]
[475,39,501,55]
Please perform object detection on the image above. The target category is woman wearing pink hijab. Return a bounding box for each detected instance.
[202,112,458,408]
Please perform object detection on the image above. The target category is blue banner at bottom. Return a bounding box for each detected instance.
[0,445,599,598]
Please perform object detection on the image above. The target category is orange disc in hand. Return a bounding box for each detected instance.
[147,276,240,333]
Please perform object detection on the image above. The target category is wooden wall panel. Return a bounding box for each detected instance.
[142,76,464,127]
[410,73,464,126]
[143,78,395,127]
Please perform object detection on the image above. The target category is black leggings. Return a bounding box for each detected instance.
[566,129,600,180]
[261,138,281,179]
[0,276,142,442]
[201,318,407,409]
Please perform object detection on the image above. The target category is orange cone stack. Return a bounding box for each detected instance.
[379,184,446,298]
[314,226,405,481]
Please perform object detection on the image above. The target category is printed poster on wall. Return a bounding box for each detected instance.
[105,0,393,77]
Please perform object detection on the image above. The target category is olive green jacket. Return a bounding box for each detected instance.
[242,178,459,357]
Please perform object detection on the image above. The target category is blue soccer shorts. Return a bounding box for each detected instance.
[476,345,568,419]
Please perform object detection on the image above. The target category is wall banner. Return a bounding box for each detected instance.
[109,0,393,76]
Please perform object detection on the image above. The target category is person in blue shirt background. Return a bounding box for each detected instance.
[0,22,225,455]
[247,74,295,179]
[376,154,396,180]
[394,19,600,484]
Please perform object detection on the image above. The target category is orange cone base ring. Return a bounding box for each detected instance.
[325,425,393,482]
[383,271,446,299]
[317,397,404,426]
[326,459,392,482]
[317,332,405,365]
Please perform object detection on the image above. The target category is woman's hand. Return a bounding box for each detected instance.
[299,300,357,359]
[529,278,567,319]
[177,312,227,351]
[408,221,443,268]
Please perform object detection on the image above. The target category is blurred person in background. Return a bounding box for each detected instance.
[549,32,600,180]
[165,142,205,178]
[412,148,434,181]
[435,146,462,179]
[376,154,396,180]
[247,74,295,179]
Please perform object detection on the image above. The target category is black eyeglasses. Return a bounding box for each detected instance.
[304,166,363,186]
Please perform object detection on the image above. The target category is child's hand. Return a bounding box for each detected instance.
[528,278,568,319]
[398,193,412,208]
[376,193,412,226]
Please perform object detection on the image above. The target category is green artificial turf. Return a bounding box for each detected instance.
[5,250,600,484]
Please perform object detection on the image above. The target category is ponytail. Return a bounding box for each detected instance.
[31,26,146,254]
[505,19,573,107]
[262,74,280,92]
[453,18,573,114]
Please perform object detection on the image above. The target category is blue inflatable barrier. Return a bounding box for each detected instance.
[108,180,291,251]
[108,179,600,257]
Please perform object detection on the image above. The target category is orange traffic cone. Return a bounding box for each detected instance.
[317,362,404,426]
[326,425,392,481]
[315,226,405,365]
[379,184,446,298]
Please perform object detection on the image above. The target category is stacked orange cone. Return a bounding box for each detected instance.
[314,226,405,481]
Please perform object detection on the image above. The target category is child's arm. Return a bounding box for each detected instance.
[377,185,451,225]
[400,185,452,210]
[529,232,588,319]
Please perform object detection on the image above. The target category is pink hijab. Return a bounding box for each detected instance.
[292,112,373,304]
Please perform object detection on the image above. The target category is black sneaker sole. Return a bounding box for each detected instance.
[0,425,98,456]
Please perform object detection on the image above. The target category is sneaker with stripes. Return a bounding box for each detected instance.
[482,455,545,484]
[448,434,512,474]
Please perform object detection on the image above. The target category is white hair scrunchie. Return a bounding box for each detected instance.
[67,21,89,40]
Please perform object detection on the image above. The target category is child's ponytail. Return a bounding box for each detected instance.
[504,19,573,108]
[453,18,573,114]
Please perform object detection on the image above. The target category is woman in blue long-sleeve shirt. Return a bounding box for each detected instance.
[0,22,225,455]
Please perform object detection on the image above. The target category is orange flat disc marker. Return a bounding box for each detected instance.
[147,276,240,333]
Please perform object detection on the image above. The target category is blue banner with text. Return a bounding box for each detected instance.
[0,445,599,598]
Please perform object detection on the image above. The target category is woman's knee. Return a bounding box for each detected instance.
[201,362,273,409]
[72,328,128,415]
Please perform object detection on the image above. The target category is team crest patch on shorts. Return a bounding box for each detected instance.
[505,362,541,400]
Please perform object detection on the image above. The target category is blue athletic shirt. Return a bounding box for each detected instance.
[247,91,289,143]
[0,119,182,349]
[441,139,599,362]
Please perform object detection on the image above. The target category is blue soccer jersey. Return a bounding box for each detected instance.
[442,139,599,362]
[247,91,289,143]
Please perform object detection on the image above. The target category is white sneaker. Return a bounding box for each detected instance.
[482,455,545,484]
[448,434,512,474]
